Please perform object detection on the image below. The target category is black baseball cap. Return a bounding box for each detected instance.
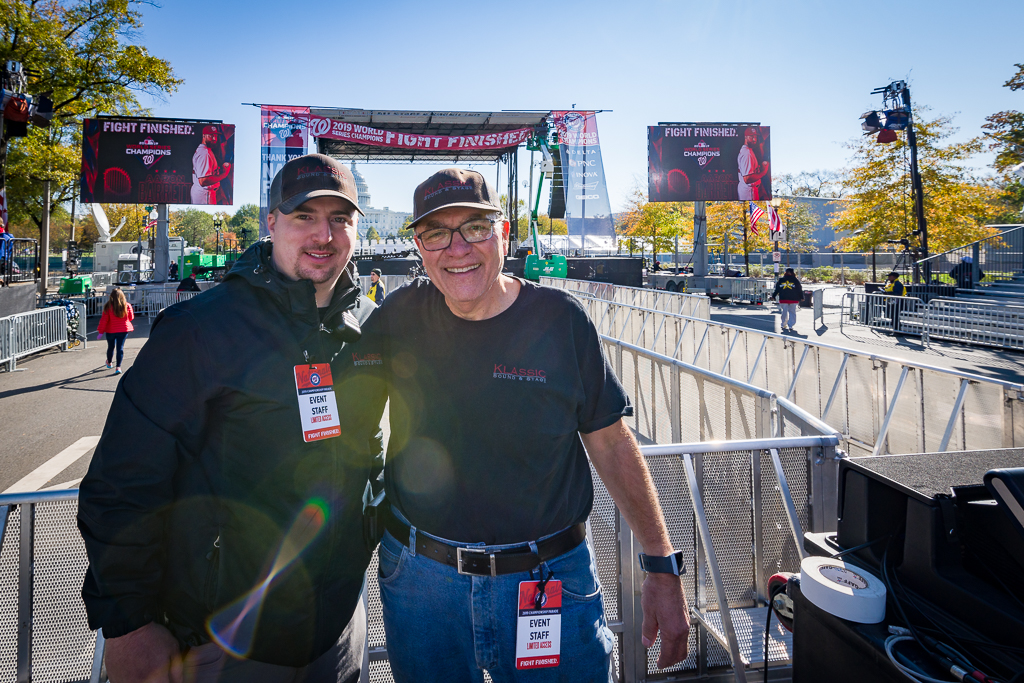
[269,154,364,216]
[887,271,900,278]
[371,268,382,276]
[409,168,503,230]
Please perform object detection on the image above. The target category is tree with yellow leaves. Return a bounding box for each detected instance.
[618,186,692,258]
[830,110,1002,255]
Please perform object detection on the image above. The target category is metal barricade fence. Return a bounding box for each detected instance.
[574,295,1024,458]
[1,437,839,683]
[839,292,923,334]
[920,298,1024,350]
[144,291,201,320]
[541,277,710,319]
[1,307,69,372]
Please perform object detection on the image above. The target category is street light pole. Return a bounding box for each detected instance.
[214,218,223,255]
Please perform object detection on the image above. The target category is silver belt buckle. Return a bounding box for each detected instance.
[456,546,496,577]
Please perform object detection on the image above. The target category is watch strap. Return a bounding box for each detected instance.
[638,551,686,575]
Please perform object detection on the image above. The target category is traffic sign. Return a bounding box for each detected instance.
[772,251,782,262]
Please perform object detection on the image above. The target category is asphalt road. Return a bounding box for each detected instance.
[0,321,151,493]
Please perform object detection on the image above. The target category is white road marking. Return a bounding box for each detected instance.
[2,436,100,494]
[39,478,83,491]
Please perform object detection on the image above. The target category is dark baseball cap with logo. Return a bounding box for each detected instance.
[409,168,503,230]
[269,153,364,216]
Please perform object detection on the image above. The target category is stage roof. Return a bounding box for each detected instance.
[313,109,549,163]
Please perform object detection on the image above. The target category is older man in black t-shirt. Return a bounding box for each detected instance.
[371,168,690,682]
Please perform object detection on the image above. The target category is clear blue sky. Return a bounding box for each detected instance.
[136,0,1023,215]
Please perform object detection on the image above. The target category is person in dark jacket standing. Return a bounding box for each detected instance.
[78,154,386,683]
[771,268,803,332]
[367,267,386,304]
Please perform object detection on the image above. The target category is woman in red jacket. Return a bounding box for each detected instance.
[97,287,134,374]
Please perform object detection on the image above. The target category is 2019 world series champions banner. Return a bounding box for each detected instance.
[648,124,771,202]
[259,105,310,236]
[551,111,615,243]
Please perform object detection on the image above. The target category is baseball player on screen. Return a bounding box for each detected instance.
[191,125,232,205]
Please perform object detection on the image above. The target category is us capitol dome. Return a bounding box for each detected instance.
[349,162,411,240]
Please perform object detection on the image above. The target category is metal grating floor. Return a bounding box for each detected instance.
[692,607,793,667]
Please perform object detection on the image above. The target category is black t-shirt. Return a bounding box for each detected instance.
[377,278,632,544]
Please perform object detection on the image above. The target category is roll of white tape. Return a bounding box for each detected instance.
[800,556,887,624]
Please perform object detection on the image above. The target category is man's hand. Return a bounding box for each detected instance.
[641,572,691,669]
[104,622,183,683]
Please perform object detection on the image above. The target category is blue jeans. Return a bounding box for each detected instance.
[378,518,614,683]
[105,332,128,366]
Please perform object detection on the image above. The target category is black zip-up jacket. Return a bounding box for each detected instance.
[78,241,387,667]
[771,274,803,303]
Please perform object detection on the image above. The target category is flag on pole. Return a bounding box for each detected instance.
[748,202,764,234]
[768,205,784,234]
[0,188,7,233]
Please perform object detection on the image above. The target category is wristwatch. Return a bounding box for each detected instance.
[638,551,686,575]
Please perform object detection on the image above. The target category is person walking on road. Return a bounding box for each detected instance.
[367,267,386,304]
[772,268,803,332]
[96,287,134,374]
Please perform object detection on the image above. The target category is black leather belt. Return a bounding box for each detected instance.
[383,511,586,577]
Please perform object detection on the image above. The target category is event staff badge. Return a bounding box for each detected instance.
[515,579,562,669]
[294,364,341,442]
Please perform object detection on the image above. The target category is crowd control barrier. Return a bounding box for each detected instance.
[570,293,1024,458]
[839,292,924,334]
[542,277,711,319]
[1,436,839,682]
[0,307,70,372]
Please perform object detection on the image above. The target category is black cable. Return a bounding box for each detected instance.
[832,534,891,560]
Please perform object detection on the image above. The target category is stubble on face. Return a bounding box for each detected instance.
[268,197,358,288]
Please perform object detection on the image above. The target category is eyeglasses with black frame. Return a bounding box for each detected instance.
[414,218,496,252]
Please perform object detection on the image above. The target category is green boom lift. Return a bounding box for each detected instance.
[523,130,567,281]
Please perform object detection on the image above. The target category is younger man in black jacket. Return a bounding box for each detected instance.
[78,154,386,682]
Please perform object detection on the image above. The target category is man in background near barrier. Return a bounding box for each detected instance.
[372,168,690,682]
[78,154,385,682]
[367,267,386,304]
[883,271,907,333]
[772,267,803,332]
[191,125,231,205]
[951,256,983,291]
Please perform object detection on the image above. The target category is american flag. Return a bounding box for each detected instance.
[748,202,764,234]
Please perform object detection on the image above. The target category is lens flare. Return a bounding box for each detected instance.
[206,499,328,657]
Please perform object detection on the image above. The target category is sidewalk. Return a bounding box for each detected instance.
[710,300,1024,385]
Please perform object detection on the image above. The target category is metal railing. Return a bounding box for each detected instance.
[916,224,1024,286]
[542,277,711,319]
[0,237,38,286]
[2,435,838,683]
[572,295,1024,458]
[1,307,70,371]
[839,292,924,334]
[917,298,1024,350]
